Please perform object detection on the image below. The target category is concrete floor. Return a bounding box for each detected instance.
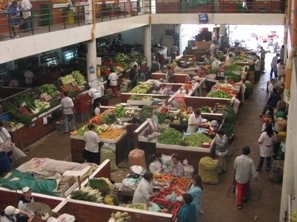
[13,54,282,222]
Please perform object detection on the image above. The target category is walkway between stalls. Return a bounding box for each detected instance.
[13,54,281,222]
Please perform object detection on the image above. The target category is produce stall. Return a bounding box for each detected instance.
[1,70,87,148]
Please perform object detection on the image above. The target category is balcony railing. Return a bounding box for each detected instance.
[0,0,285,41]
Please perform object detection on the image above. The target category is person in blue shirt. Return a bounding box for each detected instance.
[8,1,21,38]
[177,193,196,222]
[176,174,203,221]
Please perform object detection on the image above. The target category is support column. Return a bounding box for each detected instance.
[144,24,152,68]
[86,41,98,89]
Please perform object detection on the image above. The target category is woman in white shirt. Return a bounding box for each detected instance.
[108,68,119,97]
[187,110,203,133]
[149,152,163,173]
[257,123,277,172]
[83,124,100,164]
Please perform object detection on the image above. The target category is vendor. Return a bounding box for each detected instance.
[187,110,203,133]
[166,66,174,83]
[83,124,100,164]
[124,117,140,159]
[169,154,184,177]
[158,84,168,95]
[18,186,34,218]
[209,41,216,60]
[225,53,234,64]
[88,85,103,112]
[132,172,160,204]
[0,120,13,162]
[0,206,31,222]
[148,151,163,173]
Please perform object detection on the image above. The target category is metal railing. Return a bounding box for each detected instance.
[0,0,286,41]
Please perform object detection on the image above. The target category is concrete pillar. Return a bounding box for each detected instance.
[86,40,98,89]
[144,25,152,68]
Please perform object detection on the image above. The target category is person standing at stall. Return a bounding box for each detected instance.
[169,154,184,177]
[177,193,196,222]
[171,43,178,61]
[187,110,203,133]
[234,146,258,209]
[18,186,34,218]
[148,151,163,173]
[0,120,13,162]
[214,130,228,174]
[24,68,34,87]
[132,172,160,204]
[165,66,174,83]
[130,65,138,87]
[88,85,102,112]
[270,53,279,79]
[83,123,100,164]
[8,1,21,38]
[258,47,267,71]
[108,68,118,97]
[61,91,76,133]
[254,56,261,81]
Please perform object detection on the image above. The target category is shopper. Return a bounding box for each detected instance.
[279,45,285,61]
[133,71,146,86]
[171,43,178,61]
[130,65,138,87]
[258,46,266,61]
[257,123,277,172]
[8,1,21,38]
[177,193,196,222]
[21,0,32,31]
[175,174,203,221]
[169,154,184,177]
[148,151,163,173]
[0,206,31,222]
[144,66,152,80]
[94,102,100,116]
[267,78,275,98]
[165,66,174,83]
[214,130,228,174]
[187,110,203,133]
[18,186,34,218]
[61,91,76,133]
[124,117,139,159]
[24,68,34,87]
[132,172,160,204]
[270,53,279,79]
[0,120,13,162]
[260,87,281,117]
[234,146,258,209]
[254,56,261,81]
[261,115,278,133]
[108,68,118,97]
[83,123,100,164]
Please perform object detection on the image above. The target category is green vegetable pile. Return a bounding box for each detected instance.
[71,70,86,85]
[208,90,232,99]
[101,114,116,124]
[222,105,236,123]
[115,104,125,118]
[70,187,102,203]
[139,106,154,123]
[38,84,59,98]
[90,178,110,193]
[158,128,182,145]
[156,112,168,124]
[200,106,211,113]
[184,133,212,147]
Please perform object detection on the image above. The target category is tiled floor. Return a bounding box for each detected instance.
[13,54,282,222]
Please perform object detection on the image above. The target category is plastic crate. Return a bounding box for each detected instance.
[152,198,181,221]
[220,123,233,137]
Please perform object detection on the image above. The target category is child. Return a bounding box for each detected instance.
[177,193,196,222]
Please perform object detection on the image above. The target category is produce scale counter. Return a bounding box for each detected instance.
[70,131,127,164]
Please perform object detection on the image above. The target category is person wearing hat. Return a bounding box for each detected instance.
[1,205,30,222]
[18,186,34,218]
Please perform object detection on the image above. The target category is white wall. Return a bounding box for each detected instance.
[151,24,175,44]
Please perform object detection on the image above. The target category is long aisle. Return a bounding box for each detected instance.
[200,54,281,222]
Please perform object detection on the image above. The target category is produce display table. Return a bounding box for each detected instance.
[70,132,127,164]
[7,105,63,148]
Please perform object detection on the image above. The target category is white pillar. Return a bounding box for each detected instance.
[86,40,98,89]
[144,25,152,68]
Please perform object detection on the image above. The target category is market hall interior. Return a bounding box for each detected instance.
[12,55,282,222]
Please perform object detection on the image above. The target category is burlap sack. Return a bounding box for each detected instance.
[199,157,219,184]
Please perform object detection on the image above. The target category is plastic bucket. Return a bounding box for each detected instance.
[0,151,12,175]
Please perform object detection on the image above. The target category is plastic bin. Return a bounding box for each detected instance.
[152,198,181,221]
[221,123,234,137]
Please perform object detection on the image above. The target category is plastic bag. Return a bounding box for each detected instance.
[165,191,177,203]
[101,143,116,152]
[161,154,172,172]
[148,201,161,212]
[100,148,119,172]
[12,144,27,162]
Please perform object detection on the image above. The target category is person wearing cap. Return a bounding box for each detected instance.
[1,205,30,222]
[18,186,34,218]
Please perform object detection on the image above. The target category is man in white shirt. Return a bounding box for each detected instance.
[24,69,34,87]
[21,0,32,31]
[270,53,279,79]
[254,56,261,81]
[61,91,76,133]
[267,78,275,98]
[18,186,34,218]
[88,84,103,111]
[209,41,216,60]
[234,146,258,209]
[108,68,119,97]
